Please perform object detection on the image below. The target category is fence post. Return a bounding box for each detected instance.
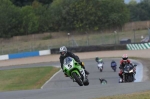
[67,33,70,47]
[114,31,116,44]
[114,31,119,44]
[148,28,149,38]
[1,48,3,55]
[86,32,89,46]
[134,29,135,43]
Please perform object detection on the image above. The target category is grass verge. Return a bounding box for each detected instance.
[94,90,150,99]
[0,66,60,92]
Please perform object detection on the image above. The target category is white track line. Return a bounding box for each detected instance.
[134,62,143,82]
[41,67,62,89]
[130,59,143,82]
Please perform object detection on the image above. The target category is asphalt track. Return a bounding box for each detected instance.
[0,58,150,99]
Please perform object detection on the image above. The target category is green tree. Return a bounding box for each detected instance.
[127,0,150,21]
[50,0,103,31]
[0,0,20,38]
[33,1,53,32]
[20,6,39,35]
[38,0,53,5]
[129,0,137,5]
[10,0,53,7]
[99,0,130,28]
[10,0,34,7]
[138,0,150,20]
[50,0,129,31]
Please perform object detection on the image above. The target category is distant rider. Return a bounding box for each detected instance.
[59,46,89,77]
[95,57,104,64]
[111,60,117,67]
[119,54,136,81]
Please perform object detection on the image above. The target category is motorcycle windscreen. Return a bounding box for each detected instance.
[63,57,73,65]
[124,64,133,73]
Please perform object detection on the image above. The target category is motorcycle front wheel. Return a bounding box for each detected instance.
[72,72,83,86]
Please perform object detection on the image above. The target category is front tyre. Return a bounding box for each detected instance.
[128,74,134,82]
[100,67,103,72]
[72,72,83,86]
[113,67,116,72]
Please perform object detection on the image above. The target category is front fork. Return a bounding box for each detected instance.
[80,69,87,82]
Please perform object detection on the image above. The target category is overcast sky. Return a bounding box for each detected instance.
[124,0,141,3]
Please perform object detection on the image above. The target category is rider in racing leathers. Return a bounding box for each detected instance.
[95,57,104,64]
[95,57,104,70]
[111,60,117,71]
[119,54,136,82]
[111,60,117,67]
[59,46,89,77]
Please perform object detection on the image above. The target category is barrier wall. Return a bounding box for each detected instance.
[9,51,39,59]
[0,50,51,61]
[0,43,149,61]
[51,44,127,54]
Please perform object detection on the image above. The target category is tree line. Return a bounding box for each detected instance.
[0,0,150,38]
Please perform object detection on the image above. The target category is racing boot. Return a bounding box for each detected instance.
[84,69,90,75]
[119,73,123,82]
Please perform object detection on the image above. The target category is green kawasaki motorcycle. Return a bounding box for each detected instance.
[63,57,89,86]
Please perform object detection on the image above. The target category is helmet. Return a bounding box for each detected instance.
[112,60,115,63]
[59,46,67,56]
[95,57,99,61]
[95,57,99,59]
[122,54,128,60]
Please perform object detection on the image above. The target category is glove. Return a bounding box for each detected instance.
[79,62,84,66]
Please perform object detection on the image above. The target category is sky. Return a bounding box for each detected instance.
[124,0,141,4]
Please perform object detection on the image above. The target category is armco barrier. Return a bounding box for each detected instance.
[0,43,149,61]
[0,55,9,60]
[0,44,127,61]
[9,51,39,59]
[51,44,127,54]
[0,50,51,61]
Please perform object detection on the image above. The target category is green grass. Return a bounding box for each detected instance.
[41,34,52,40]
[0,66,60,92]
[94,91,150,99]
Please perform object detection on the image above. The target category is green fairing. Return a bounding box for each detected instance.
[98,58,102,62]
[63,58,82,77]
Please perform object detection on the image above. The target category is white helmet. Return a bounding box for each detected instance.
[59,46,67,56]
[122,54,128,60]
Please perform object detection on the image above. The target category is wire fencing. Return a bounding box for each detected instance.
[1,23,150,55]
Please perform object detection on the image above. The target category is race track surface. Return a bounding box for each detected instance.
[0,58,150,99]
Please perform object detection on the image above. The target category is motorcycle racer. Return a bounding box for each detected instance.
[59,46,89,77]
[95,57,104,64]
[111,60,117,72]
[119,54,136,82]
